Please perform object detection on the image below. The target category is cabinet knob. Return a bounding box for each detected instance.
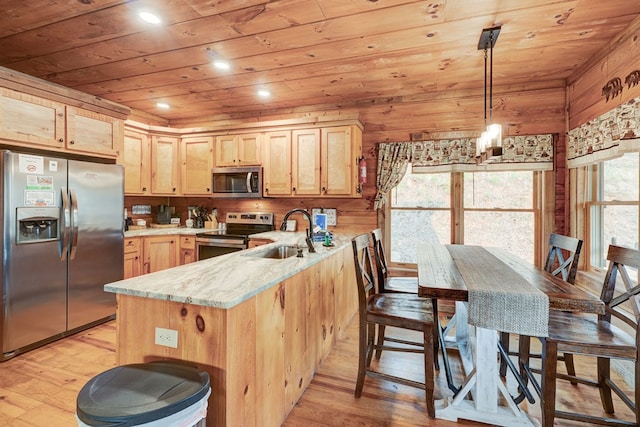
[172,188,176,192]
[206,188,210,192]
[70,140,75,144]
[142,187,147,191]
[322,187,327,193]
[58,138,64,143]
[292,187,296,192]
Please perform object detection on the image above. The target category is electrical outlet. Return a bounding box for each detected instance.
[154,327,178,348]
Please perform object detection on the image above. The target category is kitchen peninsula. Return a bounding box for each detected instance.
[105,231,357,427]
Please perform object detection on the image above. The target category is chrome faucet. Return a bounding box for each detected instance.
[280,208,316,253]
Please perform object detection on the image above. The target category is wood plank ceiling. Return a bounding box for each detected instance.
[1,0,639,139]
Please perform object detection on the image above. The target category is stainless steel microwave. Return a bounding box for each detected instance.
[211,166,262,198]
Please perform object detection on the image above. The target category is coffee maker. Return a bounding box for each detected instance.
[157,205,172,225]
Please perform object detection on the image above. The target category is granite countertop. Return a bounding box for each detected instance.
[106,231,353,309]
[124,227,210,237]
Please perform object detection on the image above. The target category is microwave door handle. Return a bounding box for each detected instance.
[246,172,253,193]
[69,189,79,260]
[60,187,70,261]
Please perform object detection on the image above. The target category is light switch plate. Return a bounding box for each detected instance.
[311,208,337,226]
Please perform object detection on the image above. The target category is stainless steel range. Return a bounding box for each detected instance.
[195,212,274,260]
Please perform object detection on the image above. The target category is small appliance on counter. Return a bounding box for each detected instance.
[157,205,172,225]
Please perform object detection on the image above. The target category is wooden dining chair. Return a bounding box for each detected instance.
[351,233,436,418]
[370,228,458,392]
[500,233,583,379]
[519,244,640,427]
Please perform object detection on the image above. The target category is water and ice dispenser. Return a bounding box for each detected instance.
[16,207,59,244]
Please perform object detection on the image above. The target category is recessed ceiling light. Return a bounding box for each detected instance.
[139,11,162,25]
[213,60,230,70]
[257,89,271,98]
[156,102,170,109]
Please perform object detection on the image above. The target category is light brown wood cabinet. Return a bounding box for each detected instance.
[181,136,213,195]
[123,238,142,279]
[142,235,178,274]
[263,130,292,196]
[151,135,180,195]
[263,125,362,197]
[321,125,362,196]
[180,235,196,265]
[121,129,150,195]
[65,106,123,157]
[215,133,261,167]
[0,88,123,158]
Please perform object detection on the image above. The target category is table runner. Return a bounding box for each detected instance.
[446,245,549,337]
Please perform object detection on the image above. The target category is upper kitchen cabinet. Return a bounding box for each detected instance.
[262,124,362,198]
[121,129,150,195]
[321,125,362,196]
[151,134,180,196]
[64,106,123,158]
[292,128,321,196]
[0,88,65,149]
[214,133,261,167]
[0,79,127,159]
[263,130,292,196]
[181,136,213,195]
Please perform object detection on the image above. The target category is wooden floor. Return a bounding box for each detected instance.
[0,317,635,427]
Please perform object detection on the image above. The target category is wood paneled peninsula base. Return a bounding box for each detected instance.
[105,231,357,427]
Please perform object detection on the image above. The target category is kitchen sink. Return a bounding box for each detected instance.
[245,245,301,260]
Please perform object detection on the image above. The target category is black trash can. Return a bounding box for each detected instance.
[76,362,211,427]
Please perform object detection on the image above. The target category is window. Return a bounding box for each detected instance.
[389,168,539,265]
[588,152,639,270]
[389,171,450,265]
[463,171,536,263]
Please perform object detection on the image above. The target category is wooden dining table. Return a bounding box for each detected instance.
[417,244,604,427]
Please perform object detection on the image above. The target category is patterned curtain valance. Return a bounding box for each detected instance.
[567,96,640,168]
[411,134,554,169]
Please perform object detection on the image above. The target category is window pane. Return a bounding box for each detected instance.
[603,153,639,201]
[393,172,449,208]
[390,210,451,263]
[604,204,639,253]
[464,211,534,262]
[464,171,533,209]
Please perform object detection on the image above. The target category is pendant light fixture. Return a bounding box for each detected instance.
[476,26,503,164]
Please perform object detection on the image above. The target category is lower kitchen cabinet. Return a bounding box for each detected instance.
[180,235,196,264]
[123,237,142,279]
[142,235,178,274]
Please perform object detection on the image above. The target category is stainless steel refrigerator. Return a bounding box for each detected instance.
[0,150,123,360]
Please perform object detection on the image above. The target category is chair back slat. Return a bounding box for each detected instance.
[544,233,583,284]
[371,228,389,289]
[352,233,377,306]
[601,245,640,325]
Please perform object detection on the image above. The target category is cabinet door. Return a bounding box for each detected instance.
[292,129,321,196]
[181,136,213,195]
[124,237,142,279]
[321,126,361,196]
[122,130,150,195]
[237,133,262,165]
[262,131,292,196]
[143,235,178,274]
[215,135,238,167]
[65,106,123,158]
[0,88,65,149]
[151,135,180,195]
[179,235,196,265]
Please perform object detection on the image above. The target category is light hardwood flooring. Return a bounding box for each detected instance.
[0,317,635,426]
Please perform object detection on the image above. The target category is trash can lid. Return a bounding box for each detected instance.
[76,362,210,427]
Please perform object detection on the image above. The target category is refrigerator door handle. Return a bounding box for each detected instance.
[69,189,79,260]
[60,187,71,261]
